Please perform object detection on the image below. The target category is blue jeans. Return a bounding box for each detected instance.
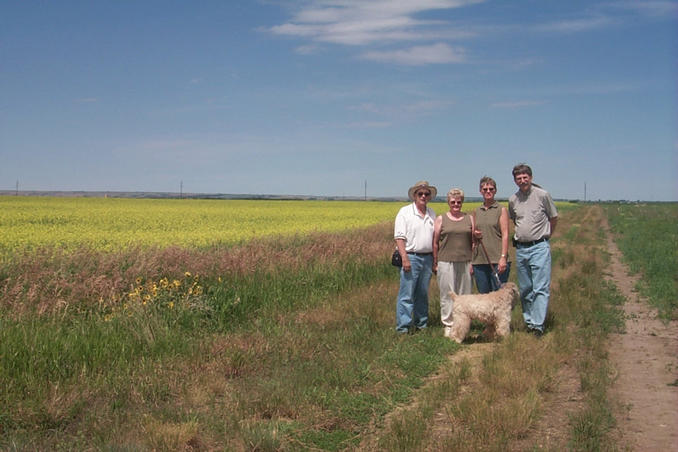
[515,241,551,332]
[396,253,433,332]
[473,263,511,293]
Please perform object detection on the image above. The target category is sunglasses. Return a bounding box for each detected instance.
[417,191,431,197]
[482,187,496,192]
[449,200,462,205]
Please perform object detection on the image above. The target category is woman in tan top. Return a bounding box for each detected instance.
[472,176,510,293]
[433,188,475,339]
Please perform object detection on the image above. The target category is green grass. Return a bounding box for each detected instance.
[361,205,628,451]
[0,202,632,449]
[605,203,678,320]
[0,222,457,449]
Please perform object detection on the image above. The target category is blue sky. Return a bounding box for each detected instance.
[2,1,677,201]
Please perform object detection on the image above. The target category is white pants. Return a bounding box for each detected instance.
[437,261,472,327]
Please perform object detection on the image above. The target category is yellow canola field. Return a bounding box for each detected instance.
[0,196,466,253]
[0,196,575,254]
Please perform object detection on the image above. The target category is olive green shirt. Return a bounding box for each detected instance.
[437,213,472,262]
[472,202,508,265]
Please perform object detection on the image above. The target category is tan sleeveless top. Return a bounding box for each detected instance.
[437,213,472,262]
[472,202,508,264]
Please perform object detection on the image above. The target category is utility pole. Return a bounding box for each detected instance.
[584,182,587,202]
[180,180,183,199]
[15,180,18,196]
[364,180,367,201]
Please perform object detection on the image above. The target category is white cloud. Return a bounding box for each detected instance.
[360,42,464,65]
[535,16,615,33]
[268,0,484,46]
[295,44,321,54]
[532,2,676,35]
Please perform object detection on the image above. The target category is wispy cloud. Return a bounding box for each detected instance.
[360,42,464,65]
[535,16,615,33]
[531,1,677,34]
[267,0,483,64]
[349,99,453,117]
[139,139,197,151]
[75,97,98,103]
[490,100,544,109]
[606,1,678,18]
[295,44,321,55]
[344,121,392,129]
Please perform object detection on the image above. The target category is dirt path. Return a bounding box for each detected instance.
[365,212,677,451]
[604,218,678,451]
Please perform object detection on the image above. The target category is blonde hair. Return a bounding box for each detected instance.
[446,188,464,202]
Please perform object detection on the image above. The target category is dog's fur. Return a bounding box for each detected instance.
[448,282,520,343]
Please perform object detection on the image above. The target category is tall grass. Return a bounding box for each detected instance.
[0,202,621,449]
[604,203,678,320]
[374,204,625,451]
[0,220,456,449]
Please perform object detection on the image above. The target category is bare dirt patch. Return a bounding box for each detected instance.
[604,219,678,451]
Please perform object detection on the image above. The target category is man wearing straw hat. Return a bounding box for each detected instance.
[393,181,437,333]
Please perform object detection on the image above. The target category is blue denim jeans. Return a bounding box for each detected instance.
[472,263,511,294]
[395,253,433,332]
[515,241,551,332]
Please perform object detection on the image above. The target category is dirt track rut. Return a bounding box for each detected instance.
[605,218,678,451]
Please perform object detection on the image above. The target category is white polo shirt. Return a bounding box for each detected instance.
[394,203,436,253]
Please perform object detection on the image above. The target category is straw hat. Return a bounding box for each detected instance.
[407,181,437,201]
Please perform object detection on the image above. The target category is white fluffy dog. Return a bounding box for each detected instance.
[447,282,520,343]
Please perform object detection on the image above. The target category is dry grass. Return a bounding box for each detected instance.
[1,205,629,450]
[368,205,625,452]
[0,222,392,317]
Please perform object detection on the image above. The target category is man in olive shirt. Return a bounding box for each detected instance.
[508,164,558,336]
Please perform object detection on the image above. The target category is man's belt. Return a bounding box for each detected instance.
[513,237,549,247]
[407,252,433,256]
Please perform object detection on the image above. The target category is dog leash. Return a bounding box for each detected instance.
[478,238,503,288]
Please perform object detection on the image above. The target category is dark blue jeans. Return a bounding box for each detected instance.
[472,263,511,293]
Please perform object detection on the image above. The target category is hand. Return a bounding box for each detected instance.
[498,256,507,274]
[473,229,483,240]
[403,258,412,272]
